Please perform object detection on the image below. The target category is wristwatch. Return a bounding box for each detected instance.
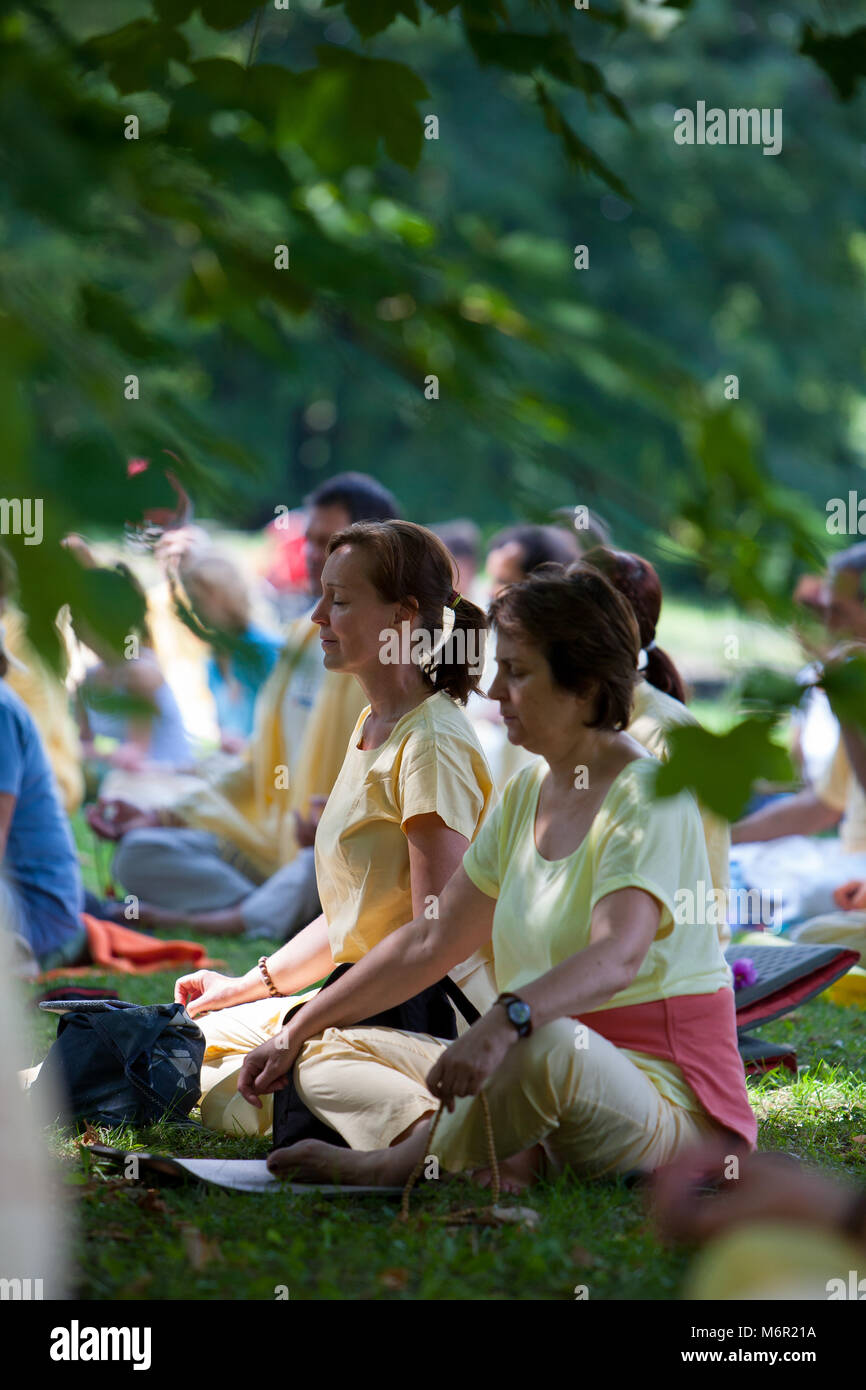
[496,992,532,1038]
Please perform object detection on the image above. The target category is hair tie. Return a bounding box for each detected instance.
[637,638,656,672]
[447,589,462,608]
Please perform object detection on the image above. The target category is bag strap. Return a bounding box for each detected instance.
[282,964,480,1031]
[441,975,481,1027]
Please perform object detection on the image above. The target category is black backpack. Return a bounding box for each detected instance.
[32,1000,205,1127]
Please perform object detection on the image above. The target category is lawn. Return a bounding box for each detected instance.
[26,933,865,1302]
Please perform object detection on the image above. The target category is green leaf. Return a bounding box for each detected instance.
[534,83,632,200]
[80,287,175,363]
[653,719,795,822]
[152,0,197,21]
[83,20,189,95]
[200,0,262,30]
[735,667,806,719]
[466,25,624,114]
[335,0,421,40]
[65,564,149,662]
[277,49,428,171]
[821,651,866,734]
[800,24,866,102]
[183,55,251,108]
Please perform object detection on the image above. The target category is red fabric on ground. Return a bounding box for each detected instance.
[36,913,214,980]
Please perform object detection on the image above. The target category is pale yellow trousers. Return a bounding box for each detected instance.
[196,993,316,1137]
[196,959,499,1138]
[293,1018,724,1178]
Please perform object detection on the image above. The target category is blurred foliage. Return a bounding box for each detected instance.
[655,717,795,822]
[820,648,866,735]
[0,0,864,812]
[800,22,866,101]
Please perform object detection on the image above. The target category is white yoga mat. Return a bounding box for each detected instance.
[89,1146,403,1196]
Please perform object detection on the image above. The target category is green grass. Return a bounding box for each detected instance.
[26,938,865,1301]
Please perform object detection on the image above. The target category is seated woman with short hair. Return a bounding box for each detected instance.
[251,564,755,1190]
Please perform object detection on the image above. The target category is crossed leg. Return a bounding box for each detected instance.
[266,1018,720,1188]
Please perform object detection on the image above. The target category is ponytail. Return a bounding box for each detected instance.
[583,546,688,706]
[643,643,686,704]
[426,592,487,704]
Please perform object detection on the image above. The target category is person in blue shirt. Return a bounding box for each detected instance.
[0,550,86,973]
[177,549,282,752]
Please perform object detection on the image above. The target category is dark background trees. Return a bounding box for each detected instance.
[1,0,864,807]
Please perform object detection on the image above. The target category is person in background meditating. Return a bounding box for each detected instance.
[584,547,732,944]
[471,523,581,793]
[172,520,497,1136]
[730,544,866,935]
[247,564,755,1192]
[73,563,191,777]
[176,548,282,752]
[91,473,394,941]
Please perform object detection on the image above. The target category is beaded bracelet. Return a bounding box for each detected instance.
[258,955,282,998]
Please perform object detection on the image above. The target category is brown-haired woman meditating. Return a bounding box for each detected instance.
[173,520,496,1136]
[247,564,754,1190]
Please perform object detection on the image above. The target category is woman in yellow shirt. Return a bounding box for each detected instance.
[248,564,754,1189]
[174,520,496,1136]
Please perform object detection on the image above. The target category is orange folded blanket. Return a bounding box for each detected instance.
[37,913,214,980]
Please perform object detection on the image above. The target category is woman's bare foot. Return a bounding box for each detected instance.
[135,903,183,931]
[267,1130,427,1187]
[136,902,244,936]
[472,1144,545,1195]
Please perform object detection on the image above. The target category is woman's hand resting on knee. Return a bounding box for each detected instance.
[237,1028,300,1108]
[174,969,264,1018]
[426,1009,516,1112]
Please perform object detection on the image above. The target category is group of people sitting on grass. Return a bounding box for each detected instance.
[3,472,866,1214]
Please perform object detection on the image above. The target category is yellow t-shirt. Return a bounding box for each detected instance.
[462,756,732,1112]
[816,734,866,854]
[629,681,731,937]
[315,691,496,1007]
[476,678,732,942]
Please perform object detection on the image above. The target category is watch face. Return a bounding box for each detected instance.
[508,1000,531,1027]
